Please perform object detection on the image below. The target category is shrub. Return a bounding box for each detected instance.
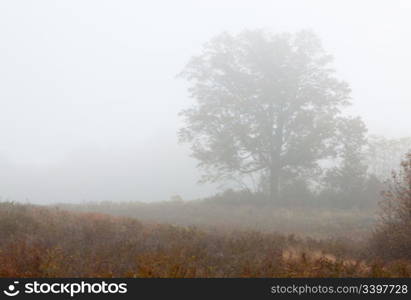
[370,152,411,260]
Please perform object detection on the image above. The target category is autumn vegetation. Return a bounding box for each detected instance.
[0,152,410,278]
[1,30,410,278]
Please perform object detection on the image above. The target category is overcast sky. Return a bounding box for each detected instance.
[0,0,410,203]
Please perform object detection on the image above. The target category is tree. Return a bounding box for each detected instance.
[322,117,369,208]
[366,135,411,181]
[179,30,362,201]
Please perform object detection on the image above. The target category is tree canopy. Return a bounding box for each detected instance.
[179,30,366,200]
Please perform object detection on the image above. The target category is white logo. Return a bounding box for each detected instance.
[4,281,20,297]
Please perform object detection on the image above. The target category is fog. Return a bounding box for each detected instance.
[0,0,410,203]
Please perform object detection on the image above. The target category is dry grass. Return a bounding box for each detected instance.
[0,202,410,278]
[57,200,376,240]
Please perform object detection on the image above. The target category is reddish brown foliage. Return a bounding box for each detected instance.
[0,202,409,277]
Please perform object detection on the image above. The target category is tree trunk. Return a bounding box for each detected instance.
[268,103,284,202]
[270,110,284,202]
[269,165,280,201]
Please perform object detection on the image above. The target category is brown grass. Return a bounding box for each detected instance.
[57,200,376,240]
[0,202,410,277]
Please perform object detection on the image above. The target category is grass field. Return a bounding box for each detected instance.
[57,199,377,240]
[0,201,409,278]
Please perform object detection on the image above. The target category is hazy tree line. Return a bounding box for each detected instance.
[178,29,411,209]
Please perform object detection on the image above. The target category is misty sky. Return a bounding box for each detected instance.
[0,0,410,203]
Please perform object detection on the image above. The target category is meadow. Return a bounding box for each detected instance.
[0,201,409,278]
[58,198,375,240]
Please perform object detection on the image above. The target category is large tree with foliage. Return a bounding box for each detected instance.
[179,30,365,201]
